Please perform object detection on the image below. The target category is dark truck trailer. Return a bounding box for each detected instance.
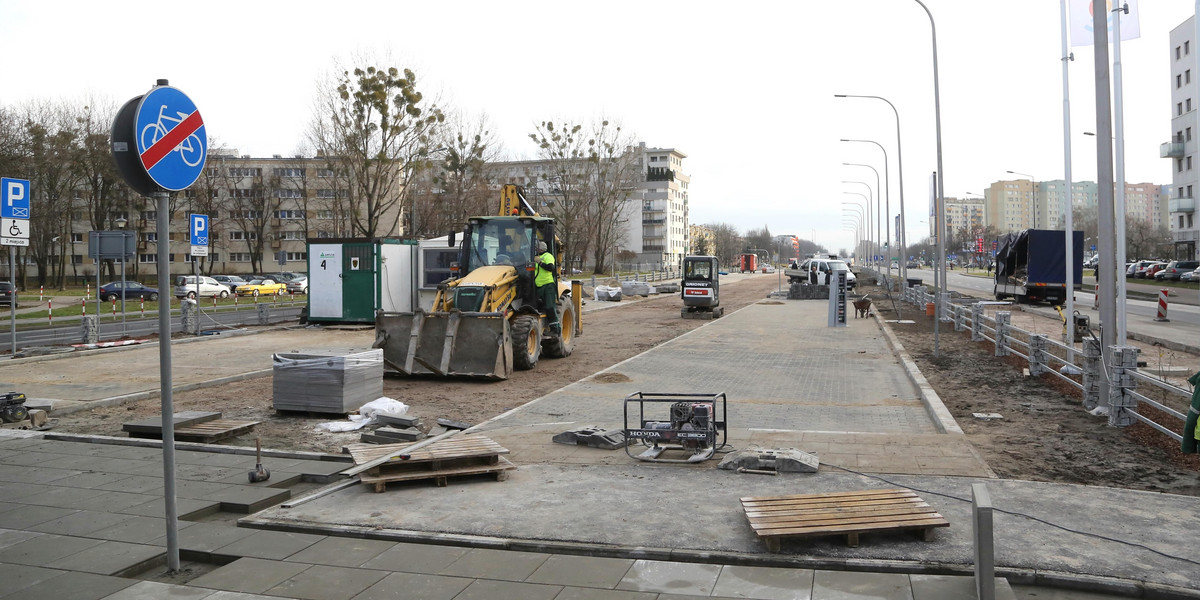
[994,229,1083,305]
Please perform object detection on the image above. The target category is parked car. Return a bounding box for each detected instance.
[1127,260,1155,278]
[173,275,230,299]
[98,281,159,302]
[1181,267,1200,283]
[234,278,286,297]
[794,258,857,289]
[211,275,248,291]
[1083,255,1100,269]
[1154,260,1200,281]
[285,276,308,294]
[1141,262,1168,279]
[0,282,14,307]
[263,272,303,283]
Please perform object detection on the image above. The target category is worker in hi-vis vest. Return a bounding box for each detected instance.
[534,240,559,333]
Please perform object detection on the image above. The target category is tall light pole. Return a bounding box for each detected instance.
[844,162,887,275]
[843,182,875,266]
[843,195,869,263]
[841,138,891,276]
[911,0,947,356]
[836,97,908,284]
[1006,170,1038,229]
[1060,0,1078,364]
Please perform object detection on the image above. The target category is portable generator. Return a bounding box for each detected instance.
[0,392,29,423]
[624,392,727,463]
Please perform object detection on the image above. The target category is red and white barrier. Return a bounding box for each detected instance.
[111,297,116,317]
[1093,284,1099,309]
[1155,289,1170,322]
[47,299,52,325]
[39,286,43,301]
[81,298,86,316]
[140,296,145,318]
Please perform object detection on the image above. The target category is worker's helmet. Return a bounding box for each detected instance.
[535,241,548,254]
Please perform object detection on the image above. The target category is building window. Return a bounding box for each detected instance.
[71,255,83,265]
[1179,102,1184,116]
[230,189,262,198]
[1179,158,1185,173]
[275,210,306,219]
[1189,127,1193,142]
[276,189,303,199]
[316,168,335,178]
[273,168,305,177]
[1189,99,1194,112]
[70,233,83,243]
[141,211,157,221]
[228,167,261,177]
[1190,156,1194,171]
[229,231,257,241]
[1188,70,1193,84]
[1178,74,1183,88]
[138,254,157,264]
[142,232,157,242]
[229,253,252,262]
[1189,41,1193,55]
[1178,46,1183,60]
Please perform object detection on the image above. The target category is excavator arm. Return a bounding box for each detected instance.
[499,184,539,217]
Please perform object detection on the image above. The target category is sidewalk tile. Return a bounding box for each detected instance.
[97,580,216,599]
[212,530,326,560]
[359,541,469,573]
[452,578,561,600]
[283,536,395,568]
[438,547,550,581]
[525,554,635,588]
[263,564,387,600]
[28,509,135,536]
[46,540,163,575]
[3,570,137,600]
[88,515,194,545]
[812,571,911,600]
[0,532,104,565]
[0,529,44,550]
[172,522,260,553]
[711,565,814,599]
[0,502,76,529]
[616,559,721,595]
[553,588,658,600]
[351,572,473,600]
[187,557,310,594]
[0,562,67,597]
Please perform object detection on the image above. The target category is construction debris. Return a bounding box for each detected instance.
[436,418,471,431]
[718,448,819,474]
[552,426,630,450]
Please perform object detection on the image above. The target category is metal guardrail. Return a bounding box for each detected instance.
[865,267,1192,444]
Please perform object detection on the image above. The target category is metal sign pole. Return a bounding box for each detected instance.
[9,251,14,356]
[155,191,180,571]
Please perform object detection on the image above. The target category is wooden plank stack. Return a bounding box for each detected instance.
[741,488,949,552]
[346,434,515,492]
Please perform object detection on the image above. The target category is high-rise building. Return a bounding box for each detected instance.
[1167,16,1199,259]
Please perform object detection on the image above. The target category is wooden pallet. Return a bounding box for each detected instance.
[741,488,949,552]
[349,434,515,492]
[127,418,260,443]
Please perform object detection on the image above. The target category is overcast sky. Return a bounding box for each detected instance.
[1,0,1195,255]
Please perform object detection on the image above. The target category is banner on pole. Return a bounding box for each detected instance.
[1070,0,1140,47]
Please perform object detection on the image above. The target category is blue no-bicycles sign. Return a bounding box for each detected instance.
[133,85,207,191]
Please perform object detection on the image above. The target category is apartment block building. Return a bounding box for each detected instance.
[941,196,985,238]
[982,179,1158,236]
[1168,16,1200,259]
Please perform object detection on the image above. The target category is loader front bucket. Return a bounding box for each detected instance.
[373,309,513,380]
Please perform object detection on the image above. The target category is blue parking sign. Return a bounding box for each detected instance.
[1,178,30,219]
[190,214,209,246]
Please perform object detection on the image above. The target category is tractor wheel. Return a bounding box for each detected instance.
[511,315,542,370]
[543,296,576,358]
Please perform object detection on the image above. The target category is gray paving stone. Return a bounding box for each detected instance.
[0,562,69,597]
[0,528,45,550]
[89,516,196,545]
[96,580,217,599]
[0,502,77,529]
[28,484,115,509]
[438,547,550,581]
[525,554,635,588]
[186,557,311,594]
[359,541,470,573]
[0,466,80,484]
[211,530,326,560]
[170,522,260,553]
[95,474,165,494]
[3,570,137,600]
[4,451,55,466]
[616,559,721,595]
[197,485,290,513]
[711,565,815,600]
[201,593,279,600]
[553,588,660,600]
[812,571,912,600]
[452,578,562,600]
[264,563,388,600]
[46,540,164,575]
[350,572,474,600]
[38,454,117,471]
[84,491,163,513]
[210,470,302,487]
[0,482,54,503]
[117,495,220,519]
[27,509,136,536]
[175,479,239,499]
[0,532,105,566]
[46,471,136,489]
[176,451,258,468]
[283,536,395,568]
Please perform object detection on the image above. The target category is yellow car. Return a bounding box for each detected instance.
[235,278,287,297]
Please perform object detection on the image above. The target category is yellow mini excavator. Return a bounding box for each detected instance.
[373,184,582,380]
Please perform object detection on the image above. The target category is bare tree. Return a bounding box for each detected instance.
[580,120,639,275]
[528,121,593,270]
[21,101,81,289]
[308,65,444,238]
[706,222,742,268]
[412,112,499,236]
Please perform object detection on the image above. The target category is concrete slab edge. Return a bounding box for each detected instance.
[50,368,274,417]
[465,295,763,433]
[42,431,353,462]
[872,311,965,435]
[236,516,1199,599]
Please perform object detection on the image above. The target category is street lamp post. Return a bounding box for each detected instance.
[835,97,908,284]
[910,0,947,357]
[843,196,869,263]
[844,162,887,276]
[843,181,875,266]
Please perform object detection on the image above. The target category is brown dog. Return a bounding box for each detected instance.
[853,297,871,318]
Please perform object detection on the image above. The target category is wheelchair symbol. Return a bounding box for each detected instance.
[8,222,21,236]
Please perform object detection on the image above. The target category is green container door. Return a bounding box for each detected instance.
[341,243,377,321]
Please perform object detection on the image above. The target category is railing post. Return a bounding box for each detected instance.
[1028,334,1048,376]
[939,291,952,322]
[971,303,984,342]
[1107,346,1139,427]
[994,312,1011,357]
[954,302,966,332]
[972,483,996,600]
[1082,338,1103,412]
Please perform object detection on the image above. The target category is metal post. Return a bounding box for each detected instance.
[913,0,946,359]
[994,312,1011,357]
[1082,338,1103,412]
[8,251,14,357]
[1113,3,1129,344]
[120,255,126,338]
[1093,0,1117,408]
[1060,0,1077,364]
[154,192,179,572]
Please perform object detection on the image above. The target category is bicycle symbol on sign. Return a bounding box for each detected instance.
[140,104,204,167]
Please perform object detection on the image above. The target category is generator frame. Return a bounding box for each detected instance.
[623,391,727,463]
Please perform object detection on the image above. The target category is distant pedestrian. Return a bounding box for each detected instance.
[987,263,993,276]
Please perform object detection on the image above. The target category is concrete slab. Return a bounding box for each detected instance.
[97,580,218,599]
[350,572,473,600]
[263,564,388,600]
[0,528,45,550]
[525,554,636,588]
[616,559,721,596]
[710,565,816,600]
[438,547,551,581]
[2,570,137,600]
[27,509,136,536]
[186,557,311,595]
[358,541,470,573]
[0,532,105,565]
[812,571,912,600]
[0,502,77,529]
[0,562,73,597]
[211,530,326,560]
[197,485,290,513]
[87,516,196,545]
[283,537,395,568]
[451,579,563,600]
[170,522,261,554]
[0,481,56,502]
[119,496,220,520]
[45,540,164,575]
[553,588,658,600]
[911,574,1017,600]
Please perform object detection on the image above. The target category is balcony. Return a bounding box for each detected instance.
[642,245,665,252]
[271,239,283,249]
[1169,196,1195,213]
[642,218,665,224]
[1161,136,1185,158]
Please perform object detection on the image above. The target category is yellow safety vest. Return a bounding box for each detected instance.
[534,252,555,287]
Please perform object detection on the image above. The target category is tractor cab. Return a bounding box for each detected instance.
[681,255,722,319]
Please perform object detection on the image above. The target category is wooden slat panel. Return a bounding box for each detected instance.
[359,456,516,487]
[742,488,917,506]
[751,510,945,532]
[348,434,508,465]
[743,497,926,514]
[746,503,936,524]
[741,488,948,551]
[754,515,949,537]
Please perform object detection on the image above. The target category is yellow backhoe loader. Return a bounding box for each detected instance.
[373,184,582,380]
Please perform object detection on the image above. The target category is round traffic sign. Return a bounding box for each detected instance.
[133,85,207,191]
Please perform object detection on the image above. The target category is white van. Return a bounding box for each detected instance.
[174,276,230,299]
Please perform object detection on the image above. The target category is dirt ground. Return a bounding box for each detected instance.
[53,275,1200,497]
